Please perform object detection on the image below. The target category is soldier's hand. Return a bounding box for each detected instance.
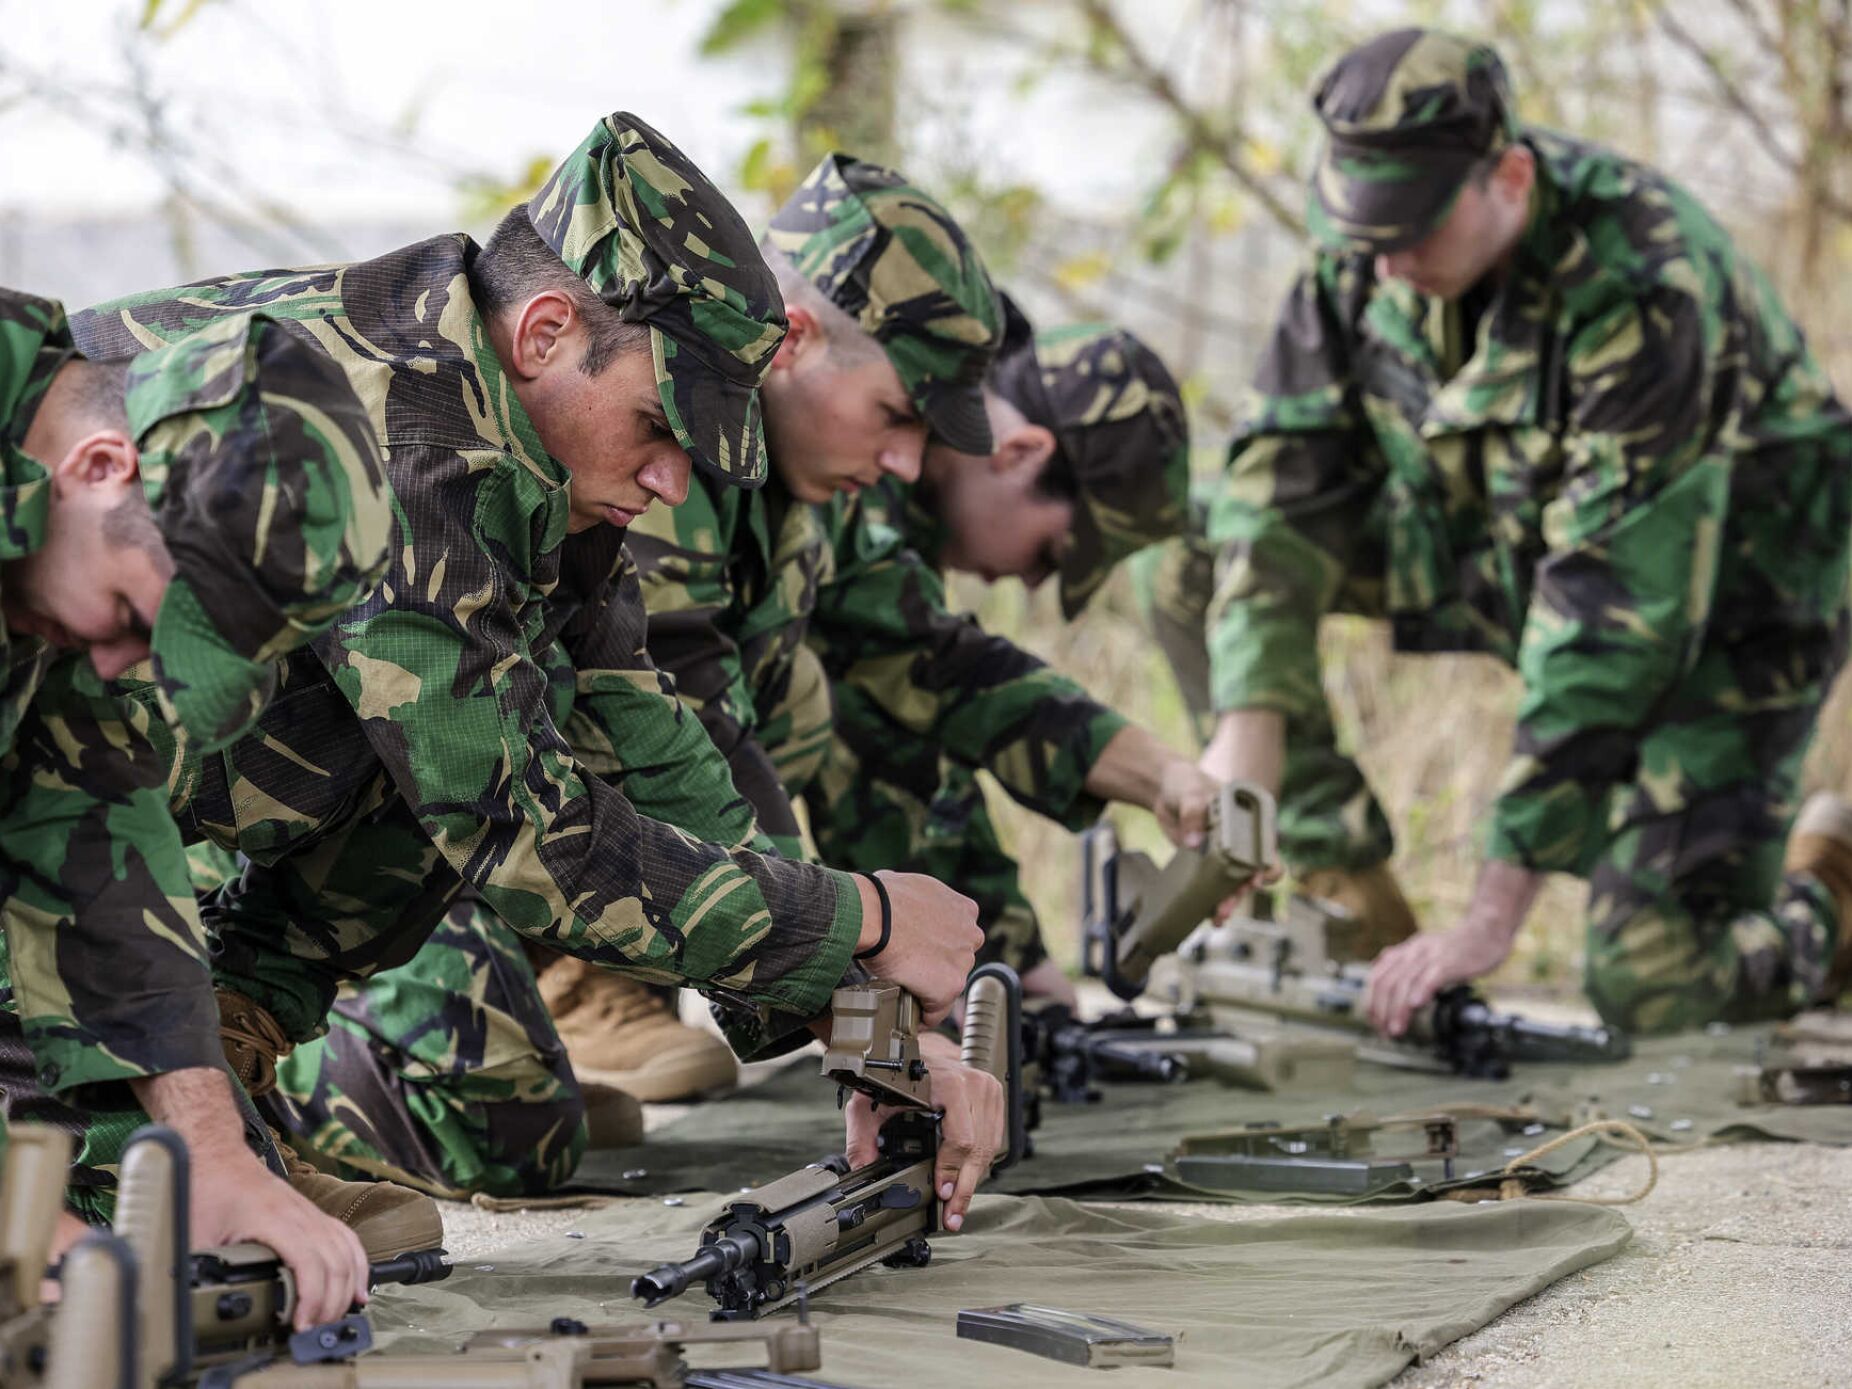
[843,1031,1002,1233]
[1364,922,1513,1037]
[191,1144,372,1332]
[134,1066,370,1332]
[1153,755,1221,849]
[855,871,982,1026]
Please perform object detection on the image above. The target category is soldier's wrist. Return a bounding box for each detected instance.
[853,873,891,957]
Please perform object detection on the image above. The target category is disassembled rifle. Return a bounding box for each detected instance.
[1,1124,78,1387]
[631,963,1025,1320]
[1082,788,1628,1081]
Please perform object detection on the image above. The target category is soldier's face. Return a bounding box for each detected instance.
[497,292,692,532]
[1,431,171,680]
[927,398,1073,585]
[1374,147,1536,300]
[761,309,927,504]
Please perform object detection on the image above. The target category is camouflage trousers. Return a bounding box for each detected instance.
[1131,535,1848,1035]
[268,899,587,1198]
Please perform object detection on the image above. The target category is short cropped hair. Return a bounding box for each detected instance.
[471,207,652,376]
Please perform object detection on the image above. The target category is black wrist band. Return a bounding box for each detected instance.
[853,872,893,960]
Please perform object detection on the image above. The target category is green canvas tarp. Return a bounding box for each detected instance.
[370,1195,1632,1389]
[572,1027,1851,1204]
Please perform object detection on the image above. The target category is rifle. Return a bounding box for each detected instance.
[1154,893,1631,1079]
[0,1124,77,1386]
[95,1125,448,1385]
[60,1126,832,1388]
[631,964,1026,1320]
[1023,1003,1355,1102]
[1081,782,1277,1002]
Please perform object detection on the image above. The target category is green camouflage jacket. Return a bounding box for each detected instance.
[0,293,61,757]
[68,235,866,1041]
[629,467,1129,841]
[1209,129,1852,875]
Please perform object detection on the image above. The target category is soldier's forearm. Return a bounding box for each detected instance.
[1200,709,1286,798]
[128,1068,257,1174]
[1462,859,1543,943]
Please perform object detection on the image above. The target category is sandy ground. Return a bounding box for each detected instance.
[436,1111,1852,1388]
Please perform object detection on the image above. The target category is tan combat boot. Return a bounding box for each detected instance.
[1294,862,1420,963]
[217,989,444,1260]
[579,1080,645,1149]
[535,958,739,1102]
[1783,792,1852,995]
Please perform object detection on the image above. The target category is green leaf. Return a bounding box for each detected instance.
[699,0,790,56]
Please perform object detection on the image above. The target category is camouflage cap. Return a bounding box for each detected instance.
[990,299,1189,619]
[768,153,1003,456]
[126,312,392,748]
[1308,28,1516,254]
[528,112,787,490]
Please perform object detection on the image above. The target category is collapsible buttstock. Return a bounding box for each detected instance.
[44,1234,137,1389]
[1,1124,71,1313]
[114,1126,190,1384]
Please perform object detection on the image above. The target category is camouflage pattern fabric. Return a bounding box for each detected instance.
[987,312,1190,618]
[528,111,786,487]
[40,224,864,1084]
[270,903,584,1199]
[630,470,1129,862]
[795,314,1193,973]
[0,288,389,1110]
[1308,28,1517,255]
[767,153,1002,454]
[1206,121,1852,1032]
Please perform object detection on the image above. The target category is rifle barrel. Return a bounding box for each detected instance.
[632,1232,762,1308]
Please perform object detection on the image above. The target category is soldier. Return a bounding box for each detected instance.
[1195,27,1852,1038]
[25,114,1000,1226]
[805,300,1194,1002]
[601,154,1225,1054]
[0,288,396,1328]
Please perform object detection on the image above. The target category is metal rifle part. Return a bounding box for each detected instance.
[631,964,1025,1320]
[0,1124,74,1388]
[109,1125,451,1380]
[955,1305,1176,1368]
[43,1233,138,1389]
[1082,782,1279,1001]
[1735,1061,1852,1105]
[191,1312,824,1387]
[1155,893,1631,1078]
[1022,1003,1189,1105]
[1172,1112,1464,1196]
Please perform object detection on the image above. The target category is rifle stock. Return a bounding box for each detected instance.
[1083,782,1278,1001]
[0,1123,73,1387]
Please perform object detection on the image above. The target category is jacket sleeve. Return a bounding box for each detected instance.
[318,455,861,1021]
[0,664,221,1102]
[1205,259,1384,720]
[556,539,769,852]
[1488,287,1729,873]
[810,499,1127,829]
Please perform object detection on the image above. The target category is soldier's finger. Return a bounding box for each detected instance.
[343,1224,369,1307]
[945,1128,995,1231]
[287,1231,332,1331]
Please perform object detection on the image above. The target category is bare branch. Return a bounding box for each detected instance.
[1072,0,1304,235]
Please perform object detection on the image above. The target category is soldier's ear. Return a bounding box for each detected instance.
[771,306,824,370]
[1492,144,1535,207]
[990,422,1056,476]
[506,289,578,380]
[51,429,139,497]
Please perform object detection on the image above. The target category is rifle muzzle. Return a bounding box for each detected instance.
[632,1231,762,1308]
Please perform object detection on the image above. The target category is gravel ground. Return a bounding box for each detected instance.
[437,1123,1852,1386]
